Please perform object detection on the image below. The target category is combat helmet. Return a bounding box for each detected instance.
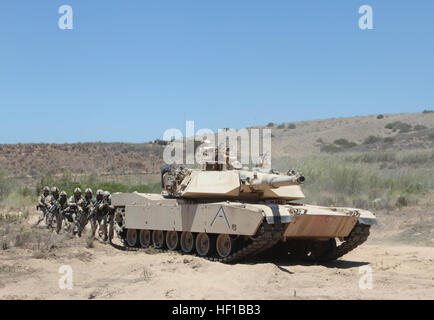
[74,187,82,196]
[85,188,93,195]
[60,191,67,197]
[51,186,59,194]
[103,191,110,198]
[96,189,104,199]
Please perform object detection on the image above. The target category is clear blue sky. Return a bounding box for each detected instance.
[0,1,433,143]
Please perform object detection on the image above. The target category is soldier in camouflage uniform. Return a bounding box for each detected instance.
[35,186,50,226]
[45,187,60,230]
[104,191,116,243]
[56,191,69,234]
[64,188,84,232]
[73,188,94,237]
[89,189,109,241]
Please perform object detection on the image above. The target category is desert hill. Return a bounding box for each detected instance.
[0,112,432,181]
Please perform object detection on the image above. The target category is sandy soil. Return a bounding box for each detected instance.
[0,212,432,300]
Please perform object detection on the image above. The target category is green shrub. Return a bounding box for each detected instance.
[384,137,395,143]
[266,122,274,127]
[273,152,433,209]
[33,174,162,198]
[333,139,357,149]
[396,150,434,166]
[385,121,412,133]
[2,191,35,210]
[277,124,285,129]
[128,183,162,193]
[377,114,384,119]
[288,124,296,129]
[345,152,396,163]
[320,144,342,153]
[413,125,427,131]
[363,136,381,144]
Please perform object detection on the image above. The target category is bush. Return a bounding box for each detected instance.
[363,136,381,144]
[385,121,412,133]
[266,122,274,127]
[377,114,384,119]
[128,183,162,193]
[396,196,408,208]
[422,110,434,114]
[413,125,427,131]
[277,124,285,129]
[345,152,396,163]
[333,139,357,149]
[33,174,162,198]
[2,191,36,210]
[320,144,342,153]
[273,151,433,209]
[383,137,395,143]
[288,124,296,129]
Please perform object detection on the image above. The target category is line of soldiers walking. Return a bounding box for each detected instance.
[35,186,115,242]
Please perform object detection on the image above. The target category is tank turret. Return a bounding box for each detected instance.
[161,153,305,200]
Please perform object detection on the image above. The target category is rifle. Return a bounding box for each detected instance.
[87,199,107,220]
[49,200,60,215]
[36,200,47,211]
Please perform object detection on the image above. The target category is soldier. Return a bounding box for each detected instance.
[56,191,69,234]
[45,187,60,230]
[35,186,50,226]
[74,188,94,237]
[104,191,116,243]
[89,189,109,241]
[64,188,84,233]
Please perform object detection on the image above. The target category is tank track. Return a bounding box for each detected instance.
[325,223,371,261]
[117,222,284,264]
[116,223,370,263]
[258,222,371,262]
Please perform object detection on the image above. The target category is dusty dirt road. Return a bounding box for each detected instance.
[0,210,433,300]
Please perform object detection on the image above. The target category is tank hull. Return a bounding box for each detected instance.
[112,192,376,263]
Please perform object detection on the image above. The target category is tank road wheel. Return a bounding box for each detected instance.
[152,230,166,249]
[139,230,152,248]
[126,229,138,247]
[180,232,195,253]
[196,233,213,257]
[166,231,180,250]
[216,234,234,258]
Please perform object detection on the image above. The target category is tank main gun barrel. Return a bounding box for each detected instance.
[250,173,305,191]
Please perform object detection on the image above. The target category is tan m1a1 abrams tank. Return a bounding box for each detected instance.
[111,150,376,263]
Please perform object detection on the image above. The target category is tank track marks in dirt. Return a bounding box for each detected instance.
[118,222,284,263]
[266,223,371,262]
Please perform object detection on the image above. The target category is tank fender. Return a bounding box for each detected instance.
[250,204,293,224]
[356,209,377,225]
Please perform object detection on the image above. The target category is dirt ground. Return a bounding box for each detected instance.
[0,210,433,300]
